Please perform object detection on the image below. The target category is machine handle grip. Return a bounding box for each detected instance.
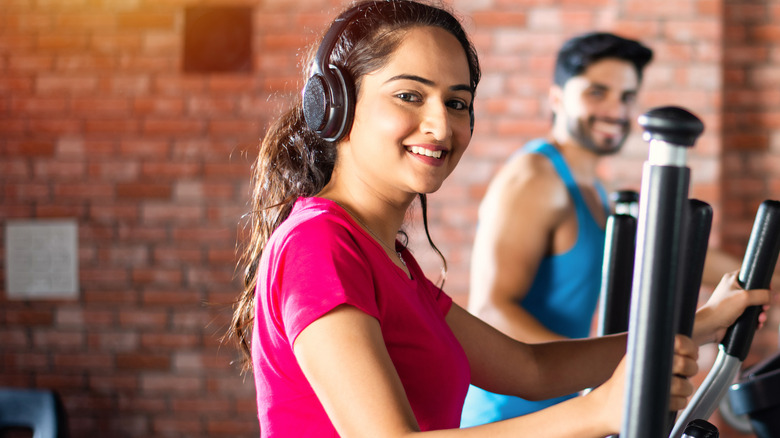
[676,199,713,337]
[720,200,780,360]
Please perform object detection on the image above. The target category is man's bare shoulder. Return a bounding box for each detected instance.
[491,152,566,200]
[480,150,571,219]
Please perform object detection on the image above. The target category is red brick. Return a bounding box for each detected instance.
[100,75,151,95]
[152,417,203,435]
[88,374,139,393]
[82,289,138,305]
[472,11,527,27]
[57,138,117,158]
[141,333,199,350]
[118,309,167,329]
[133,97,184,116]
[171,310,214,331]
[152,75,207,95]
[88,161,140,181]
[84,119,140,135]
[33,330,85,349]
[208,76,261,93]
[187,97,237,116]
[132,268,183,286]
[153,246,203,265]
[54,183,114,200]
[143,119,205,136]
[141,374,202,394]
[88,204,140,223]
[172,397,231,413]
[71,97,131,115]
[118,12,175,30]
[36,75,98,94]
[27,118,83,135]
[37,34,89,51]
[89,34,143,54]
[3,140,56,156]
[5,352,49,371]
[3,182,51,200]
[141,204,203,223]
[118,139,171,158]
[86,331,139,351]
[116,183,172,199]
[5,309,54,325]
[141,289,201,305]
[56,308,115,327]
[8,55,55,71]
[116,225,167,242]
[172,226,233,243]
[0,328,31,349]
[173,351,234,372]
[203,162,250,178]
[117,394,167,413]
[36,204,86,218]
[116,353,171,370]
[53,353,113,370]
[80,267,130,285]
[118,55,175,72]
[56,13,117,29]
[206,418,258,436]
[36,373,87,390]
[97,245,149,266]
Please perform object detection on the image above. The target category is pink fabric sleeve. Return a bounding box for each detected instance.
[275,216,381,348]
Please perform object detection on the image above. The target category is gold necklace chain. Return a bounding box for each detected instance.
[332,200,407,269]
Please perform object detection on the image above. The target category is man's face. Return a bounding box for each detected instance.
[554,58,640,155]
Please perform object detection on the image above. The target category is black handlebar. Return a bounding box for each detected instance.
[720,200,780,360]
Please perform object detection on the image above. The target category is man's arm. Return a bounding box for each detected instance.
[468,152,572,343]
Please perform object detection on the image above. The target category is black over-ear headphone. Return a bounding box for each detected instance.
[302,1,475,143]
[302,3,374,143]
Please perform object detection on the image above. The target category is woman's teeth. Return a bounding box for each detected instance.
[408,146,442,159]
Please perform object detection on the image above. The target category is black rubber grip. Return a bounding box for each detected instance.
[720,200,780,360]
[676,199,713,337]
[599,214,637,335]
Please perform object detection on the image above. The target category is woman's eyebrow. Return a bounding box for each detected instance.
[385,74,473,95]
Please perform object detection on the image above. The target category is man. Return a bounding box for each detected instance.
[460,32,765,427]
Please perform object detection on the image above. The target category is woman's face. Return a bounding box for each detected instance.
[339,25,473,199]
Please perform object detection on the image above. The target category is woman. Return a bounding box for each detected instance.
[229,1,772,436]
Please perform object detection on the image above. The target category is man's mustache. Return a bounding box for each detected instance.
[588,116,630,130]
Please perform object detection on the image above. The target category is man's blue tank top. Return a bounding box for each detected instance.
[460,139,610,427]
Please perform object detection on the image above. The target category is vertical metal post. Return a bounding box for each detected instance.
[621,106,704,438]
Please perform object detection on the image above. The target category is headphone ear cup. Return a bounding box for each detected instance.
[303,74,328,134]
[302,65,355,143]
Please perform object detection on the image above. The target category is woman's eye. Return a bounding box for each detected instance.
[448,100,468,111]
[396,92,420,102]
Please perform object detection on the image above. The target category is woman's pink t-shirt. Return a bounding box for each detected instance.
[252,197,470,436]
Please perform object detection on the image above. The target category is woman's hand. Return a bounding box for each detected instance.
[692,271,772,345]
[592,334,698,433]
[669,335,698,411]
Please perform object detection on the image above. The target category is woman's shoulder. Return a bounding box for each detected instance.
[272,197,357,247]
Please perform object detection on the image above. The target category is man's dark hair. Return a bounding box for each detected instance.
[553,32,653,87]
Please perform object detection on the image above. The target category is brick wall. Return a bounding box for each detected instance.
[0,0,777,437]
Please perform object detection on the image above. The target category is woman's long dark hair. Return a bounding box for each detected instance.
[229,0,481,373]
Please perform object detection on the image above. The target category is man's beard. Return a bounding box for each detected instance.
[568,115,630,156]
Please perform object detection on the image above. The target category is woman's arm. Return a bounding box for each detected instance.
[446,303,625,400]
[293,303,698,437]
